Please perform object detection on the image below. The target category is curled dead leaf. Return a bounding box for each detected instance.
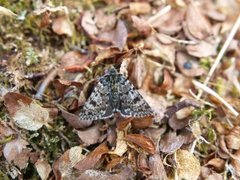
[74,142,109,172]
[131,15,152,36]
[148,153,167,180]
[77,123,101,146]
[35,159,51,180]
[3,138,30,169]
[176,52,206,77]
[53,146,85,179]
[61,51,92,73]
[109,130,128,157]
[4,92,51,131]
[159,131,185,153]
[206,158,225,172]
[125,134,155,154]
[52,16,74,36]
[185,3,212,40]
[129,2,151,14]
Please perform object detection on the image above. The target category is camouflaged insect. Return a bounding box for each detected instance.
[79,67,153,120]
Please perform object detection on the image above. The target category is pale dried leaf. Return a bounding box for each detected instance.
[77,123,101,146]
[176,150,201,180]
[0,6,17,17]
[3,138,28,162]
[109,130,128,156]
[52,16,74,36]
[53,146,85,179]
[35,159,51,180]
[13,101,51,131]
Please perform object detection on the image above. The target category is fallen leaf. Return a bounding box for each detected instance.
[52,16,74,36]
[206,158,225,172]
[77,123,101,146]
[151,9,185,35]
[53,146,85,179]
[176,149,201,180]
[61,51,92,73]
[148,153,167,180]
[186,40,217,58]
[79,11,98,37]
[125,134,155,154]
[106,157,124,170]
[129,2,151,14]
[77,166,135,180]
[0,6,17,17]
[176,52,206,77]
[159,131,185,153]
[98,20,128,50]
[3,138,30,169]
[60,108,92,129]
[35,159,51,180]
[131,15,152,36]
[137,154,151,175]
[185,2,212,40]
[230,149,240,178]
[4,92,51,131]
[131,116,153,129]
[74,142,109,172]
[109,130,128,157]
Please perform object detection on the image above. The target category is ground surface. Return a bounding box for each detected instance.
[0,0,240,179]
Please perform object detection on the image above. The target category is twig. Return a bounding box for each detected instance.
[197,14,240,99]
[147,5,171,24]
[193,80,239,117]
[35,67,58,100]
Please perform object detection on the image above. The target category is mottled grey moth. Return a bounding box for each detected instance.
[79,67,153,120]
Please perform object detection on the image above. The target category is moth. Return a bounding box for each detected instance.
[79,66,153,120]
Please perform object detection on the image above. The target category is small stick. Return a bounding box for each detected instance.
[35,67,58,100]
[147,5,171,24]
[197,14,240,99]
[193,80,239,117]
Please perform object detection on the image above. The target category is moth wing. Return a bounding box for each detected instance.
[79,80,113,120]
[117,76,153,118]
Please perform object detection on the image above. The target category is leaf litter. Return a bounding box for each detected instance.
[0,0,240,179]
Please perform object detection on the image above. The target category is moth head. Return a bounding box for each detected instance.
[106,66,117,75]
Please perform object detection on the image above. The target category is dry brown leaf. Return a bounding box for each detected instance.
[77,167,135,180]
[176,150,201,180]
[35,159,52,180]
[61,108,92,129]
[125,134,155,154]
[77,123,101,146]
[159,131,185,153]
[225,126,240,150]
[168,115,190,131]
[52,16,74,36]
[98,20,128,50]
[137,154,151,175]
[106,157,124,170]
[173,76,193,97]
[131,15,152,36]
[131,116,153,129]
[61,51,92,73]
[230,149,240,178]
[3,138,29,169]
[206,158,225,172]
[186,40,217,58]
[148,153,167,180]
[109,130,128,157]
[129,2,151,14]
[80,11,98,37]
[4,92,51,131]
[185,3,212,40]
[151,9,185,35]
[53,146,85,179]
[74,142,109,172]
[176,52,206,77]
